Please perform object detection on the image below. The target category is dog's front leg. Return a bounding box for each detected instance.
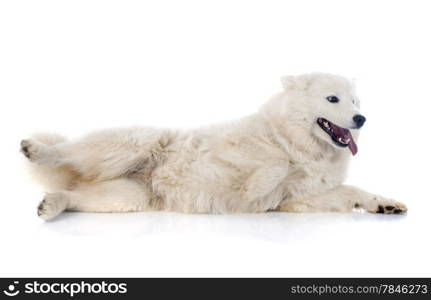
[241,165,289,202]
[278,185,407,214]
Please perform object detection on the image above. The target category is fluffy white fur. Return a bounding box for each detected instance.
[21,73,407,220]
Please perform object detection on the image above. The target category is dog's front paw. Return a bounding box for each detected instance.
[37,193,68,221]
[371,197,407,215]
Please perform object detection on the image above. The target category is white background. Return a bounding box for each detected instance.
[1,0,430,277]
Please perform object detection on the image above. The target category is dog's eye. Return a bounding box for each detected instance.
[326,96,339,103]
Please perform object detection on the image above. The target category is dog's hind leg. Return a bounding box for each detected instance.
[21,128,174,182]
[278,185,407,214]
[37,179,159,220]
[21,139,63,165]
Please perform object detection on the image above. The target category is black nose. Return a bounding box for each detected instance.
[353,114,366,128]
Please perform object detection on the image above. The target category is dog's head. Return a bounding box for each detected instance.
[264,73,364,155]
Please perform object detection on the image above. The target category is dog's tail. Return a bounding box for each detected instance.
[24,133,79,192]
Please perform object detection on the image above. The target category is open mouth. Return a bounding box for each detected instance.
[317,118,358,155]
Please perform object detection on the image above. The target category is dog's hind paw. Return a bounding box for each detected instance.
[20,139,37,160]
[20,139,49,163]
[37,193,68,221]
[20,139,59,165]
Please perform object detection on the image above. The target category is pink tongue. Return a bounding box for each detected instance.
[332,126,358,156]
[347,137,358,156]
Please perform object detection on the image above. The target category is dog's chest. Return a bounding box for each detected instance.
[283,155,348,198]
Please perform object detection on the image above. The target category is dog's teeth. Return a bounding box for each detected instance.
[338,137,348,144]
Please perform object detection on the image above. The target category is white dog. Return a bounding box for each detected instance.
[21,73,407,220]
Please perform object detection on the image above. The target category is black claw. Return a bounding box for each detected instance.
[376,205,385,214]
[385,206,395,211]
[21,146,32,158]
[20,140,32,158]
[22,148,31,158]
[393,209,403,214]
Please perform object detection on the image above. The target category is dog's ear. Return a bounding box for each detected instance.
[280,76,295,90]
[280,75,311,91]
